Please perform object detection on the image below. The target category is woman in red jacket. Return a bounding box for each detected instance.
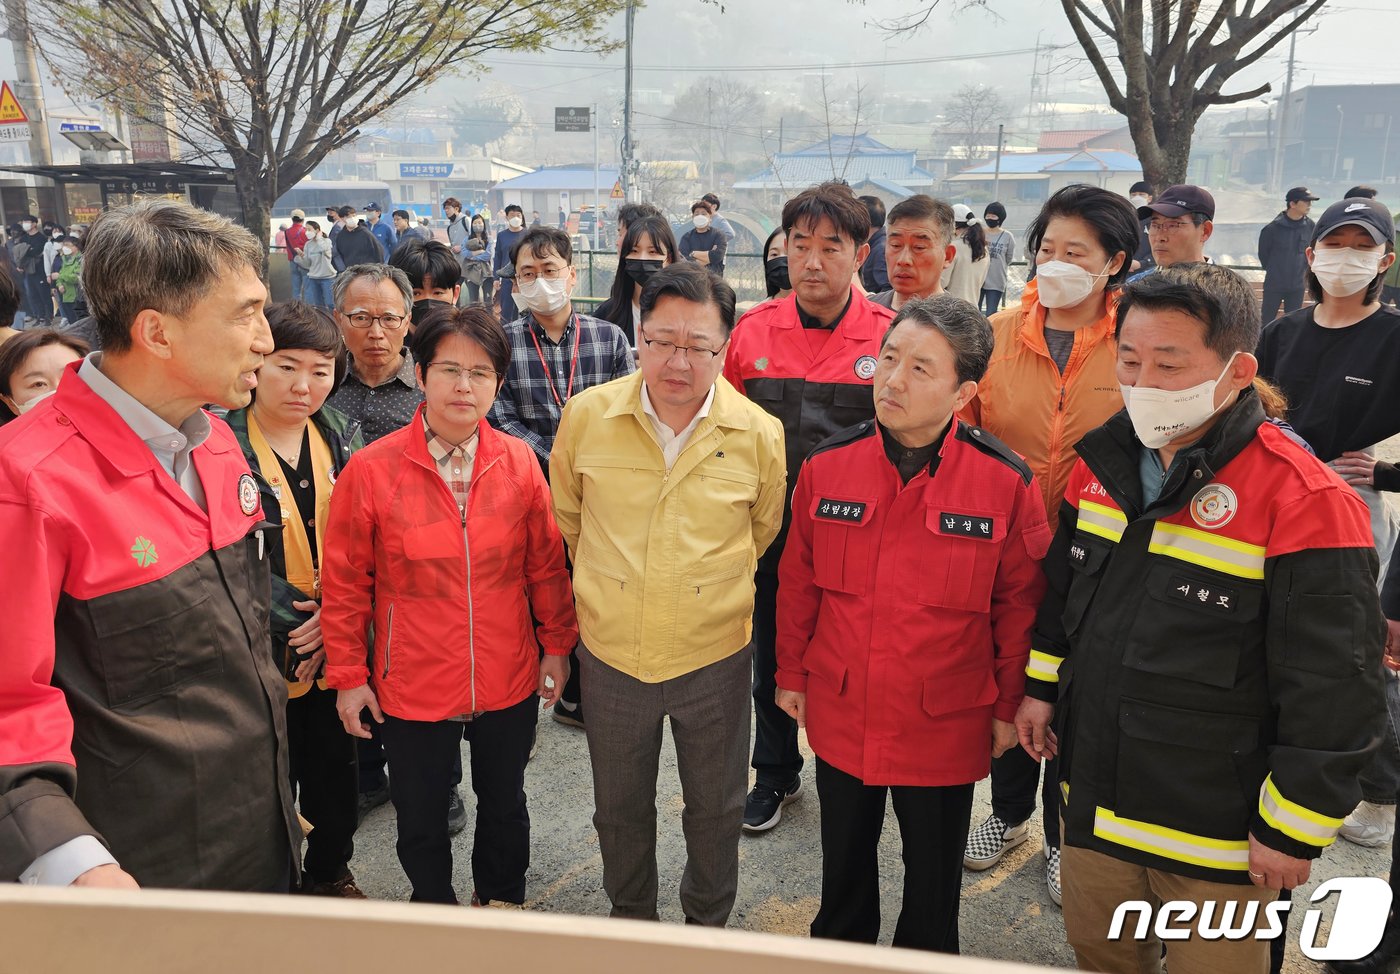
[321,305,578,907]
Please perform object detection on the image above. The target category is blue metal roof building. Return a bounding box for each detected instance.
[733,134,938,196]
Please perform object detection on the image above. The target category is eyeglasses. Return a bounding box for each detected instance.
[639,330,726,365]
[1148,219,1196,234]
[341,311,407,330]
[428,363,499,385]
[514,265,569,286]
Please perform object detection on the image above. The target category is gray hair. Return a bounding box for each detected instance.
[887,195,956,248]
[83,199,264,353]
[884,294,994,384]
[332,263,413,316]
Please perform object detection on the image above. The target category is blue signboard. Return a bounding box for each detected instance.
[399,163,453,179]
[60,122,104,133]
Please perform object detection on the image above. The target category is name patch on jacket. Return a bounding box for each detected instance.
[816,498,867,523]
[1168,574,1237,613]
[939,512,995,538]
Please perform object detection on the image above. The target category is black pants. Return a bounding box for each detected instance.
[811,757,974,953]
[990,745,1061,848]
[379,695,537,904]
[750,571,803,789]
[287,684,358,883]
[1260,283,1304,324]
[359,716,462,794]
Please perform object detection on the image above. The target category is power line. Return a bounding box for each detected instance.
[480,46,1051,75]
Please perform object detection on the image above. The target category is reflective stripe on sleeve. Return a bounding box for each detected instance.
[1026,649,1064,684]
[1147,522,1266,580]
[1093,807,1250,871]
[1076,500,1127,543]
[1258,775,1344,848]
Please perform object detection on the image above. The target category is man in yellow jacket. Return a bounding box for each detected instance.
[551,263,786,926]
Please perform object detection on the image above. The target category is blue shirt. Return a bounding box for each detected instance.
[368,219,397,257]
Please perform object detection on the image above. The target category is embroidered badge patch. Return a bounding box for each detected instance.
[1190,483,1237,529]
[1167,574,1237,614]
[238,473,260,516]
[816,498,867,523]
[853,355,878,380]
[130,536,158,568]
[939,512,995,538]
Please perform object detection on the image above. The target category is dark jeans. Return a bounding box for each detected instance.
[812,757,974,953]
[751,571,803,789]
[1260,283,1304,324]
[990,744,1061,848]
[378,695,537,904]
[23,273,49,321]
[464,278,495,307]
[980,289,1004,317]
[360,715,462,794]
[287,684,357,883]
[498,279,517,322]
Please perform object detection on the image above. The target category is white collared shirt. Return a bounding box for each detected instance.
[77,353,212,511]
[640,381,714,471]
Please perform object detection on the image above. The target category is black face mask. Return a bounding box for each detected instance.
[764,256,791,295]
[984,217,1000,227]
[411,298,454,329]
[624,258,665,289]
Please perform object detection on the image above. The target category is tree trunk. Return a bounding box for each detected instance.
[234,172,273,281]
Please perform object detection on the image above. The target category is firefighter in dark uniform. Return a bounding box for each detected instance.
[775,295,1051,952]
[0,200,299,891]
[1016,262,1386,973]
[722,180,896,831]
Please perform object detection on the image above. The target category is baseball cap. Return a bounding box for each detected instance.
[289,208,305,220]
[364,201,382,212]
[1129,181,1153,196]
[952,204,980,225]
[1285,186,1320,203]
[1314,197,1396,245]
[1138,185,1215,221]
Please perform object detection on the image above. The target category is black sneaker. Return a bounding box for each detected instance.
[357,781,391,822]
[552,700,584,729]
[448,786,467,836]
[742,777,802,833]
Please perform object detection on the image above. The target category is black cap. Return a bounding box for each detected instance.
[1286,186,1320,203]
[1315,197,1396,245]
[1129,180,1153,196]
[1138,184,1215,221]
[364,201,381,212]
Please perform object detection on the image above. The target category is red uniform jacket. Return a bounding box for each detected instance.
[0,365,298,889]
[321,408,578,721]
[723,286,895,572]
[776,419,1051,787]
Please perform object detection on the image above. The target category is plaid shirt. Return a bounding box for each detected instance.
[423,415,478,518]
[486,310,634,466]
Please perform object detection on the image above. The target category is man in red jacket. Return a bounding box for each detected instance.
[776,295,1050,952]
[724,179,895,832]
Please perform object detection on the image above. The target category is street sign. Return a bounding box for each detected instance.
[0,124,30,142]
[610,179,624,200]
[0,82,28,123]
[399,163,453,179]
[554,106,591,133]
[59,122,101,133]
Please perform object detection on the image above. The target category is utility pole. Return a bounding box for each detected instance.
[991,124,1005,202]
[592,103,600,251]
[4,0,53,170]
[706,84,714,189]
[621,0,636,202]
[1270,26,1315,194]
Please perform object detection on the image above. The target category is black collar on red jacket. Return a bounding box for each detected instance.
[796,291,853,331]
[1075,387,1265,522]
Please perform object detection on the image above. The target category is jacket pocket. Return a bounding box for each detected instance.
[915,507,1006,612]
[921,665,999,719]
[678,553,755,644]
[808,650,848,696]
[380,603,395,679]
[1062,532,1112,637]
[810,495,878,596]
[572,544,638,637]
[1113,697,1260,840]
[829,382,874,428]
[1123,561,1263,689]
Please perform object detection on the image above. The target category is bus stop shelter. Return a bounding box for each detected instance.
[0,161,239,227]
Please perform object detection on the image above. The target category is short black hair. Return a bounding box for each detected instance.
[859,195,886,232]
[1027,185,1142,288]
[887,195,954,247]
[337,205,355,219]
[782,180,870,250]
[1129,181,1154,196]
[618,201,661,234]
[639,261,737,336]
[983,202,1007,224]
[389,238,461,291]
[691,199,713,215]
[511,225,572,267]
[1117,262,1260,361]
[1345,185,1379,200]
[411,305,511,391]
[702,193,722,211]
[883,295,994,384]
[391,209,411,222]
[504,203,524,217]
[264,300,348,389]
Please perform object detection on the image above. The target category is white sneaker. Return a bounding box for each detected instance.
[1045,842,1062,907]
[963,813,1030,870]
[1340,801,1396,848]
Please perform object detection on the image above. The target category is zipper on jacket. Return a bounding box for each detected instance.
[382,603,395,678]
[461,503,477,714]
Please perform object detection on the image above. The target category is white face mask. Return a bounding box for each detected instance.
[508,216,523,229]
[20,222,32,232]
[1310,246,1385,297]
[1130,194,1152,207]
[16,389,54,414]
[1036,259,1112,309]
[1120,352,1238,449]
[61,245,74,255]
[517,276,571,316]
[693,214,711,230]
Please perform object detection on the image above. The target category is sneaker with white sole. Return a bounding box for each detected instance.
[963,813,1030,870]
[1340,801,1396,848]
[1044,842,1062,906]
[742,777,802,832]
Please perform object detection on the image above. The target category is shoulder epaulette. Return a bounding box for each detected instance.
[807,420,878,463]
[956,422,1034,486]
